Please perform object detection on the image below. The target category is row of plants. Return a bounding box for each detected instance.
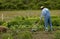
[0,16,60,39]
[0,16,59,31]
[0,16,60,27]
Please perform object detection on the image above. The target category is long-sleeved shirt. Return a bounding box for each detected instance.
[40,8,50,19]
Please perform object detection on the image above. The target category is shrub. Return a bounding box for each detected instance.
[52,18,60,26]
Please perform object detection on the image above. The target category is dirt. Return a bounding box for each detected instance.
[32,31,55,39]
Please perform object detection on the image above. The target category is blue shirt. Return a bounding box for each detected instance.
[40,8,50,19]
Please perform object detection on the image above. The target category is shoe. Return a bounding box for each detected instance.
[31,29,36,32]
[45,29,48,32]
[45,27,48,32]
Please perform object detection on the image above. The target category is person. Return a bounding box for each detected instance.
[40,6,52,31]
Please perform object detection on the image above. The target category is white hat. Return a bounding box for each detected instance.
[40,6,44,9]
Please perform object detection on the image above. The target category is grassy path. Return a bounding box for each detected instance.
[32,31,54,39]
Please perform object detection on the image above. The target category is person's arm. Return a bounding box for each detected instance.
[40,10,44,20]
[40,10,46,20]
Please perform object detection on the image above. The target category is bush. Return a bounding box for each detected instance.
[52,18,60,26]
[0,0,60,10]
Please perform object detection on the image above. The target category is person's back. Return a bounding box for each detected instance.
[42,8,50,18]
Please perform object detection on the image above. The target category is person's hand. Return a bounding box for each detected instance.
[40,18,41,20]
[39,17,42,22]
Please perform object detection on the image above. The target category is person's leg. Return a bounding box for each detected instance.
[48,17,52,31]
[44,18,48,31]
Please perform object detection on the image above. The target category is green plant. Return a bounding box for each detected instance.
[1,33,13,39]
[52,18,60,26]
[0,21,5,25]
[54,31,60,39]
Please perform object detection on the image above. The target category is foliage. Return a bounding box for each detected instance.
[0,16,60,28]
[1,30,32,39]
[0,0,60,10]
[0,16,60,39]
[0,21,5,25]
[54,31,60,39]
[52,18,60,26]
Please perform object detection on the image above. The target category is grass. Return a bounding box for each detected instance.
[0,10,60,20]
[0,10,60,16]
[0,10,59,21]
[0,10,60,39]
